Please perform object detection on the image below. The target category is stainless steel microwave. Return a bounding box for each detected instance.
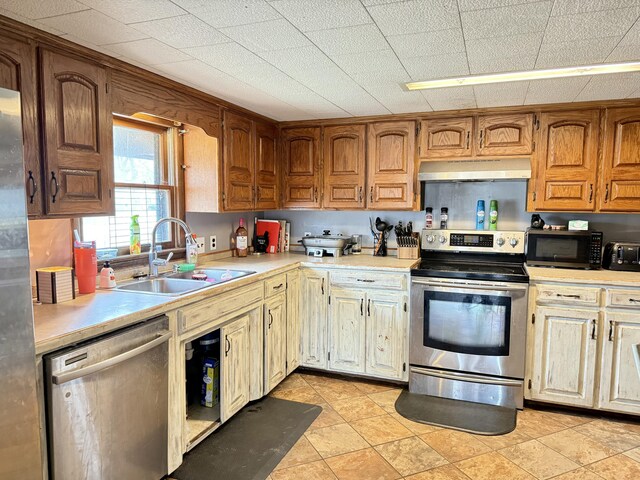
[526,230,603,269]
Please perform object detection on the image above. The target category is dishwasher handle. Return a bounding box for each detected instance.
[52,330,172,385]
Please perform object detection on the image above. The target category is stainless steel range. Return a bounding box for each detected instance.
[410,229,529,409]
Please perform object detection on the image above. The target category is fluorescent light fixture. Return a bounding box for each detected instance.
[405,61,640,90]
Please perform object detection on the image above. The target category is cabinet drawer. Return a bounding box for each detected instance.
[264,273,287,298]
[329,271,406,290]
[606,289,640,309]
[179,283,263,332]
[536,285,600,306]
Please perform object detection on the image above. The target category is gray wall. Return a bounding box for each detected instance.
[185,212,262,252]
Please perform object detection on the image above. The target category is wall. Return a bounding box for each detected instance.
[28,219,73,286]
[185,212,262,253]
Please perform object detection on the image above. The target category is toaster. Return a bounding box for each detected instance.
[602,242,640,271]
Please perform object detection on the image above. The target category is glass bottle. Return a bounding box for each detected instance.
[425,207,433,229]
[235,218,248,257]
[440,207,449,229]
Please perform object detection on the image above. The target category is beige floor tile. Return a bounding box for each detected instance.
[474,429,532,450]
[574,419,640,452]
[271,459,338,480]
[538,428,617,466]
[315,383,365,403]
[305,423,370,458]
[269,385,325,405]
[273,436,321,471]
[329,395,387,422]
[500,439,580,479]
[350,414,413,446]
[587,454,640,480]
[534,409,597,428]
[374,436,447,476]
[606,418,640,435]
[390,412,443,435]
[353,380,396,394]
[455,451,534,480]
[404,464,471,480]
[551,467,606,480]
[367,389,403,413]
[420,429,492,463]
[624,446,640,462]
[515,409,569,438]
[307,403,346,431]
[325,447,401,480]
[272,373,309,392]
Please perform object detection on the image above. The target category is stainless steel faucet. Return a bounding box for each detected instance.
[149,217,196,277]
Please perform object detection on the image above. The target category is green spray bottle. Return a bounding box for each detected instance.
[130,215,141,254]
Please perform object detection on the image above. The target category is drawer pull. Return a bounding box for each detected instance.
[608,321,615,341]
[356,279,375,283]
[630,298,640,304]
[557,293,581,299]
[273,283,284,290]
[591,319,597,340]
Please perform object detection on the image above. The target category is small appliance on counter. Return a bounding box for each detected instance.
[525,229,603,269]
[602,242,640,271]
[302,230,353,257]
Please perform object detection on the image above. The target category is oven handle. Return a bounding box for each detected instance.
[411,278,528,292]
[410,366,523,387]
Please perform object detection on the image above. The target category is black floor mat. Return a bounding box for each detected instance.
[171,397,321,480]
[395,390,517,435]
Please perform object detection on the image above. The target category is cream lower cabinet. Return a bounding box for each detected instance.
[366,292,407,380]
[221,314,251,422]
[329,288,366,374]
[301,269,329,369]
[286,270,301,374]
[264,293,287,393]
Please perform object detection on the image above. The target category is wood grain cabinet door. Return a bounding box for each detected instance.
[533,110,599,211]
[0,35,42,216]
[223,111,254,210]
[323,124,366,209]
[476,113,533,156]
[254,120,278,210]
[281,127,321,209]
[40,49,113,216]
[367,121,416,210]
[419,117,472,159]
[264,293,287,393]
[599,107,640,212]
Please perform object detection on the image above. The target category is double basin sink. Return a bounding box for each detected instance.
[117,268,256,296]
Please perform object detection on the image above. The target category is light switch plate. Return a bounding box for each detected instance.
[195,237,205,254]
[209,235,217,251]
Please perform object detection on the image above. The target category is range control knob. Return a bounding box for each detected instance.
[510,238,519,247]
[426,234,435,243]
[439,235,447,244]
[496,237,505,246]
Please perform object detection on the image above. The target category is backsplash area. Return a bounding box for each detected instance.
[185,211,262,253]
[28,219,73,286]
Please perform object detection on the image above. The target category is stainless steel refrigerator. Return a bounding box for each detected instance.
[0,87,44,478]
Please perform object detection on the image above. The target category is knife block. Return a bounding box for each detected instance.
[397,246,419,259]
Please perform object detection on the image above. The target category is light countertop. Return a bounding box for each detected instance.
[33,253,417,355]
[526,265,640,287]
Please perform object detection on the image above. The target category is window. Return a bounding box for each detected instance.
[81,117,177,251]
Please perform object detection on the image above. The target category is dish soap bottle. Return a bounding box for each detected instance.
[99,261,116,289]
[235,218,248,257]
[129,215,141,255]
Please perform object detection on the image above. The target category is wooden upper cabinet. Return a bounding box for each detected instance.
[367,121,416,210]
[223,111,254,211]
[0,35,42,216]
[476,113,534,156]
[533,110,600,211]
[323,124,366,209]
[281,127,321,209]
[40,49,113,216]
[254,120,278,210]
[419,117,472,159]
[599,107,640,212]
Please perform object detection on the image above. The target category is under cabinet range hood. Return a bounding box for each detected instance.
[418,157,531,182]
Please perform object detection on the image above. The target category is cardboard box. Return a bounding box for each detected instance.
[200,357,219,408]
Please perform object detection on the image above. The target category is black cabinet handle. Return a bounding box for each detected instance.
[589,184,593,202]
[268,310,273,328]
[50,171,59,203]
[465,131,470,149]
[367,299,371,317]
[225,336,230,356]
[27,171,37,204]
[479,129,484,148]
[358,186,363,204]
[273,283,284,290]
[557,293,580,299]
[314,187,318,202]
[321,278,324,295]
[608,321,614,342]
[591,319,597,340]
[370,186,373,203]
[604,183,609,203]
[360,298,363,315]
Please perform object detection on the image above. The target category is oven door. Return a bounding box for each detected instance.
[410,278,528,379]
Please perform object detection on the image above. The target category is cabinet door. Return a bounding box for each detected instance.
[40,49,113,215]
[255,120,278,210]
[367,121,415,210]
[183,126,221,213]
[599,107,640,212]
[281,127,321,209]
[264,293,287,393]
[366,293,406,380]
[328,288,366,374]
[598,311,640,414]
[300,269,328,368]
[0,35,42,216]
[323,124,366,209]
[286,271,301,374]
[419,117,472,159]
[221,315,250,422]
[530,306,598,407]
[476,113,533,156]
[223,111,254,210]
[533,110,599,211]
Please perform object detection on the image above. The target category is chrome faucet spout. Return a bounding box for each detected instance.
[149,217,195,277]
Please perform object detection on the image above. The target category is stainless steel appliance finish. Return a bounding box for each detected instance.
[602,242,640,271]
[0,88,43,479]
[302,231,354,257]
[149,216,196,277]
[525,229,603,269]
[45,318,171,480]
[421,229,525,254]
[418,157,531,182]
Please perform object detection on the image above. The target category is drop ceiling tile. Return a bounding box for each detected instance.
[305,24,388,56]
[331,49,410,82]
[537,36,620,67]
[219,18,311,52]
[78,0,186,24]
[618,18,640,46]
[575,72,640,101]
[131,15,230,49]
[551,0,640,16]
[184,42,277,78]
[543,7,640,44]
[366,0,460,36]
[270,0,371,32]
[458,0,543,10]
[0,9,66,35]
[175,0,281,28]
[466,32,542,61]
[361,0,406,6]
[0,0,86,20]
[461,1,552,39]
[364,82,432,113]
[607,43,640,62]
[524,76,590,103]
[387,29,465,59]
[420,86,477,110]
[474,81,529,107]
[402,52,469,80]
[469,54,536,74]
[103,38,191,65]
[39,9,148,45]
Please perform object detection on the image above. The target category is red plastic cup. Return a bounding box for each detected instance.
[74,241,97,294]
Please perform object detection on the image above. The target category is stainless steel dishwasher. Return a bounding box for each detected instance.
[45,316,171,480]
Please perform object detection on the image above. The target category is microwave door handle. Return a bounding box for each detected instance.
[412,279,527,292]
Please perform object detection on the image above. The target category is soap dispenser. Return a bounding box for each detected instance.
[99,261,116,289]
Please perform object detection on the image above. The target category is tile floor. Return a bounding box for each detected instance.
[267,372,640,480]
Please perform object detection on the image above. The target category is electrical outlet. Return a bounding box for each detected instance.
[209,235,217,251]
[195,237,205,254]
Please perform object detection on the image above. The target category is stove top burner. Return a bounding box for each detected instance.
[412,257,528,283]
